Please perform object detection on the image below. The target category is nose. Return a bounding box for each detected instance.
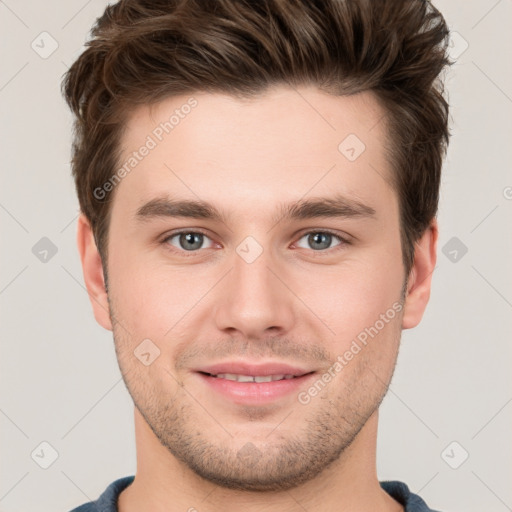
[213,247,297,340]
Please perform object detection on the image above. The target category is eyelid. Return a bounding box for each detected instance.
[161,228,213,241]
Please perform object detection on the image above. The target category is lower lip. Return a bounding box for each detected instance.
[196,372,316,404]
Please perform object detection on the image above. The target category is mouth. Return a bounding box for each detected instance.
[199,372,308,383]
[194,362,316,404]
[196,361,313,377]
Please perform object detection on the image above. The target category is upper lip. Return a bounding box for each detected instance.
[196,361,314,377]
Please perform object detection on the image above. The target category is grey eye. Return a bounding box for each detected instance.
[296,232,342,251]
[168,232,214,251]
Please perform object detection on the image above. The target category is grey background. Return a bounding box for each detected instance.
[1,1,511,511]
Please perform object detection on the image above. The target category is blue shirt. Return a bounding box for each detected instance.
[69,476,441,511]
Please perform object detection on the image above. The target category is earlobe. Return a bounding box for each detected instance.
[401,219,438,330]
[76,214,113,331]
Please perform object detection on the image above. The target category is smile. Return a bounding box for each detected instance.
[207,373,297,383]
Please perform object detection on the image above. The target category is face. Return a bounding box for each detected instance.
[92,86,411,491]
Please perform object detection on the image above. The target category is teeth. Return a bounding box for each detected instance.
[213,373,295,382]
[254,375,273,383]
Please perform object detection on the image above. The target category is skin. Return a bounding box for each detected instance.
[77,85,437,512]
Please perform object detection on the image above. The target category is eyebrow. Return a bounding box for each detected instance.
[135,194,376,224]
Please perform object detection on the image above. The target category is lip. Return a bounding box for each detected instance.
[194,361,316,405]
[196,361,312,377]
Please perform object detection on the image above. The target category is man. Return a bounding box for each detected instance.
[63,0,450,510]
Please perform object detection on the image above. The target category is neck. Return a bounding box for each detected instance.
[118,408,403,512]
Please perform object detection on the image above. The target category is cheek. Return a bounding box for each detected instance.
[109,257,208,341]
[302,257,403,348]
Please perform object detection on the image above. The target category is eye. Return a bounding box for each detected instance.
[295,231,347,251]
[161,229,349,256]
[164,231,215,252]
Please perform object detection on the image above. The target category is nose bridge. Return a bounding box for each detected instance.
[213,241,295,337]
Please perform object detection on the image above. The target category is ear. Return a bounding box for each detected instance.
[76,213,112,331]
[402,219,438,330]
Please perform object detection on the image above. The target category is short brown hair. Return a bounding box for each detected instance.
[62,0,451,277]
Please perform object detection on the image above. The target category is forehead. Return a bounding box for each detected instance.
[113,86,394,217]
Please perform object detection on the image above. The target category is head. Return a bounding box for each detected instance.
[63,0,450,492]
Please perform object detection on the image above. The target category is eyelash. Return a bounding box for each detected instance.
[160,229,351,257]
